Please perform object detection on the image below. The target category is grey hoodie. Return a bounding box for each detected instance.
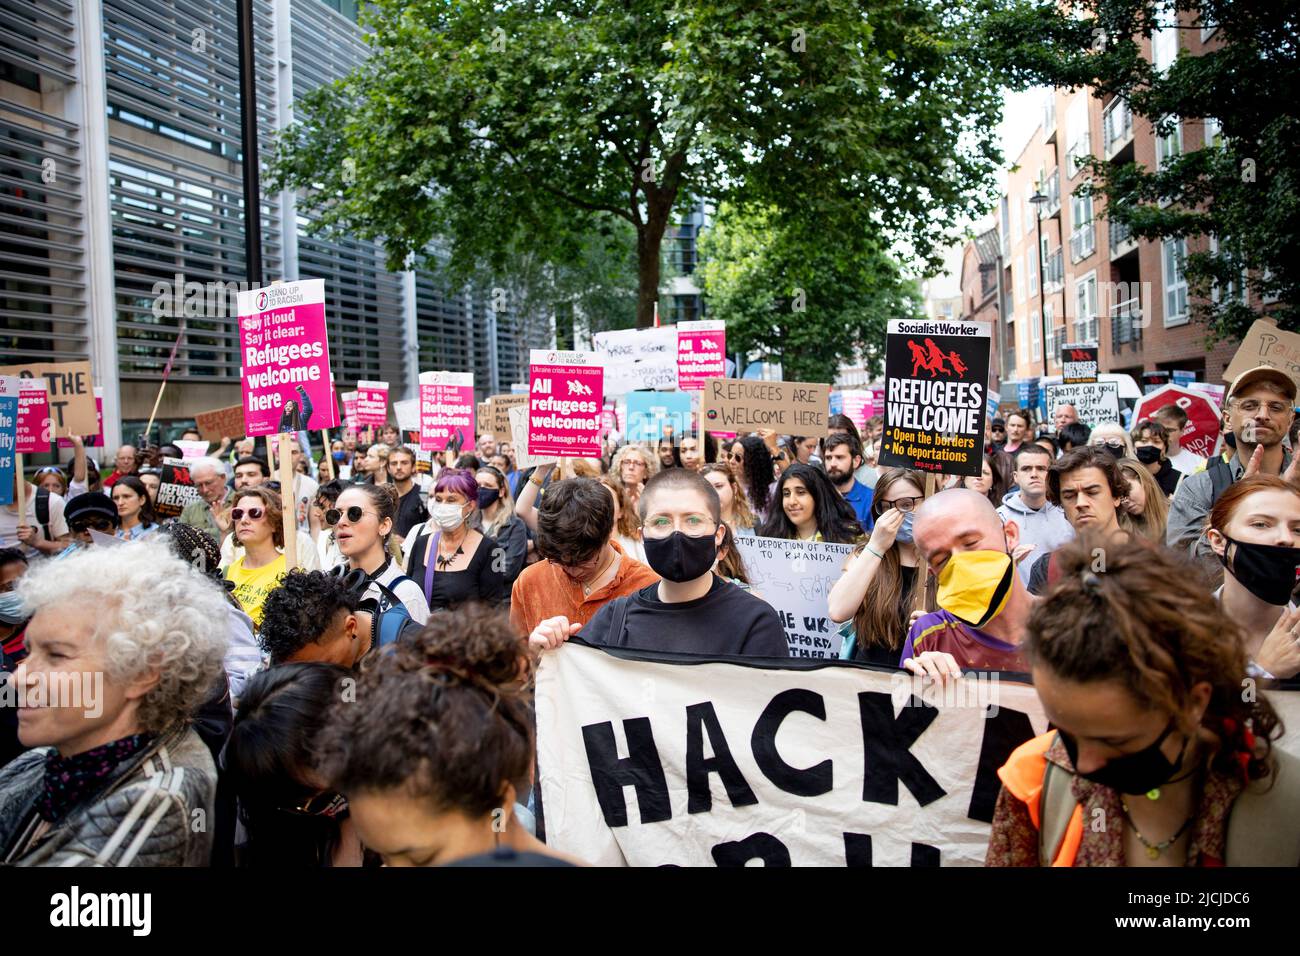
[997,490,1075,585]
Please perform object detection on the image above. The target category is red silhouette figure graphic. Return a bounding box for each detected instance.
[905,338,966,378]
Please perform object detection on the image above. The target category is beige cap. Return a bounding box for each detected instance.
[1227,365,1297,403]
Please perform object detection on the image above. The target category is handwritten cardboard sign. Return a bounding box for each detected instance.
[488,394,528,440]
[701,379,831,437]
[0,360,96,437]
[1224,318,1300,393]
[194,404,247,442]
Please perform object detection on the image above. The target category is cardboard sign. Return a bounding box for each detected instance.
[56,387,103,449]
[488,394,529,441]
[593,327,678,395]
[236,280,338,437]
[1061,343,1098,385]
[0,377,18,506]
[1223,320,1300,391]
[393,398,419,435]
[0,360,96,437]
[155,458,201,519]
[1044,381,1121,429]
[508,402,556,470]
[626,391,692,444]
[477,402,490,435]
[194,403,247,442]
[701,379,831,437]
[418,371,475,452]
[677,320,726,391]
[732,536,859,658]
[879,319,991,478]
[355,380,389,427]
[1133,384,1221,459]
[528,350,603,458]
[16,379,51,454]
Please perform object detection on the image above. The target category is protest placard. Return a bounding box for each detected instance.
[174,440,209,461]
[626,391,692,444]
[676,320,726,391]
[837,390,873,432]
[0,377,17,506]
[236,280,338,437]
[879,319,991,478]
[1133,385,1221,458]
[56,387,104,449]
[0,360,96,437]
[194,403,246,443]
[418,371,475,452]
[1061,343,1098,384]
[732,536,858,658]
[1044,381,1121,429]
[477,402,490,435]
[489,394,528,440]
[393,398,419,435]
[16,379,50,454]
[155,458,201,519]
[701,379,830,437]
[340,392,359,431]
[593,327,678,395]
[1223,318,1300,392]
[508,403,555,470]
[355,380,389,427]
[528,350,603,458]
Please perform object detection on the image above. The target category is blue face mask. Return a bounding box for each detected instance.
[333,451,347,462]
[0,591,28,626]
[895,512,915,544]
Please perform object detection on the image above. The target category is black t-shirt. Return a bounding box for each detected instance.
[395,487,428,539]
[1154,459,1182,496]
[407,532,506,610]
[579,576,790,658]
[853,563,917,667]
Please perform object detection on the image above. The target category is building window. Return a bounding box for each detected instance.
[1015,254,1025,303]
[1204,115,1222,148]
[1155,117,1183,168]
[1028,246,1038,297]
[1163,238,1188,326]
[1030,310,1041,361]
[1065,95,1091,178]
[1153,3,1179,74]
[1209,236,1246,305]
[1073,271,1098,342]
[1002,195,1013,254]
[1069,189,1095,262]
[1023,186,1035,235]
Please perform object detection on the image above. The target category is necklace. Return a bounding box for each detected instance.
[582,550,616,596]
[436,532,466,570]
[1120,797,1195,860]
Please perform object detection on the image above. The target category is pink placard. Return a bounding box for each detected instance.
[16,380,51,454]
[340,391,359,431]
[237,279,338,437]
[528,350,603,458]
[57,389,104,448]
[677,321,726,391]
[870,386,885,420]
[355,381,389,427]
[419,372,475,452]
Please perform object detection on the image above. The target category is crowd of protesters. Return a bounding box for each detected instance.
[0,363,1298,868]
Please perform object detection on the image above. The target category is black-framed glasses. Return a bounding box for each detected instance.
[326,505,372,525]
[69,516,114,533]
[879,496,921,514]
[230,507,265,521]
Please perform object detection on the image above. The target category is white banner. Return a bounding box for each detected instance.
[1044,382,1121,428]
[593,327,679,395]
[733,535,858,659]
[536,644,1300,867]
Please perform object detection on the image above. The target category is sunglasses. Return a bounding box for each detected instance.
[69,517,114,533]
[727,452,743,462]
[326,506,374,525]
[35,466,65,477]
[230,507,265,521]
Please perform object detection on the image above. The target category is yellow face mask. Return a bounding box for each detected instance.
[935,550,1015,628]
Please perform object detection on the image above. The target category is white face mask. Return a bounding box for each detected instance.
[431,502,466,531]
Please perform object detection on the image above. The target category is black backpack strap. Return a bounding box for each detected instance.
[1206,455,1234,508]
[609,595,631,645]
[35,487,50,541]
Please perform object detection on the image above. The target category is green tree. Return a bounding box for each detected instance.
[697,204,923,382]
[271,0,1007,329]
[982,0,1300,341]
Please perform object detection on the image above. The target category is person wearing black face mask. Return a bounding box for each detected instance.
[527,469,788,658]
[1207,476,1300,682]
[988,539,1300,867]
[474,466,527,590]
[1131,419,1181,496]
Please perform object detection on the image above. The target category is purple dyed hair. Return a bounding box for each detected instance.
[433,467,479,502]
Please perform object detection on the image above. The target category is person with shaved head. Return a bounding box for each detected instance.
[901,487,1037,677]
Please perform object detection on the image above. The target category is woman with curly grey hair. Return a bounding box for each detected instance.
[0,538,229,866]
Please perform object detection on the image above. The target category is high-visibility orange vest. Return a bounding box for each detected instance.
[997,731,1083,867]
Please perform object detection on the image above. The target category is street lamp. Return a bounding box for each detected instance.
[1029,190,1049,376]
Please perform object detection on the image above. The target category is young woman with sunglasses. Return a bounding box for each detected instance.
[224,487,288,628]
[403,469,505,612]
[333,483,430,625]
[828,468,930,666]
[111,475,159,541]
[726,435,776,521]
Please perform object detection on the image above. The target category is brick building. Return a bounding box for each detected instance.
[962,10,1276,394]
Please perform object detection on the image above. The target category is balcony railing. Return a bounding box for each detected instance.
[1070,223,1096,262]
[1065,131,1092,178]
[1110,297,1144,351]
[1072,316,1099,343]
[1104,98,1134,157]
[1109,218,1136,258]
[1043,249,1064,292]
[1040,169,1061,219]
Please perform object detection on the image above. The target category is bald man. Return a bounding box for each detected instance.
[903,488,1037,674]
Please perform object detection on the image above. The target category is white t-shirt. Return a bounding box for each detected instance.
[343,557,430,625]
[1169,447,1205,475]
[0,486,69,558]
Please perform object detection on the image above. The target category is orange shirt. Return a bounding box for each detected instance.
[509,540,660,637]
